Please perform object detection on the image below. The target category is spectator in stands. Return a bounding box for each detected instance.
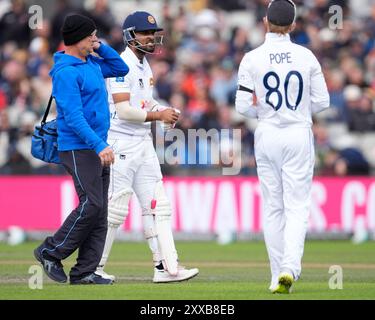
[321,147,370,176]
[0,109,10,168]
[0,0,30,48]
[0,88,7,110]
[88,0,116,39]
[313,119,333,174]
[27,37,51,77]
[0,144,31,174]
[228,26,252,59]
[30,60,53,115]
[326,69,347,121]
[345,86,375,132]
[210,59,237,106]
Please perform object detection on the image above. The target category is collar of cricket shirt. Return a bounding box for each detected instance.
[265,32,291,42]
[125,46,145,69]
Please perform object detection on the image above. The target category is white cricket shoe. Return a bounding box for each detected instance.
[153,266,199,283]
[95,267,116,282]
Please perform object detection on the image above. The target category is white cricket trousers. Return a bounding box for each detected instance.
[254,124,314,286]
[108,134,163,263]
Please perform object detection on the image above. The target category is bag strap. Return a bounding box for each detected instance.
[41,95,54,125]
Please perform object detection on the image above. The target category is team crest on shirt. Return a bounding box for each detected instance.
[116,76,125,82]
[149,78,154,86]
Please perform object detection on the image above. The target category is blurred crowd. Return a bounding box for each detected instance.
[0,0,374,176]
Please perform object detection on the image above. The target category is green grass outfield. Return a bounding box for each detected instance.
[0,240,375,300]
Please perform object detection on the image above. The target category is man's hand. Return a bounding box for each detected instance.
[92,40,101,51]
[159,108,180,124]
[99,146,114,167]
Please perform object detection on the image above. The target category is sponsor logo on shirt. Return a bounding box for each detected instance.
[116,77,125,82]
[139,78,144,89]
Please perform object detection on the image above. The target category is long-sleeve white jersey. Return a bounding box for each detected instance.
[106,47,155,138]
[235,33,330,127]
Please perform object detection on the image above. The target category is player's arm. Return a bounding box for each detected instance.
[113,93,179,124]
[235,55,257,118]
[310,53,330,114]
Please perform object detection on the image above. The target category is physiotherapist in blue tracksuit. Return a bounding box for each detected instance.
[34,14,129,285]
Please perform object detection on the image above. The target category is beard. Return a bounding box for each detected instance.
[138,43,156,53]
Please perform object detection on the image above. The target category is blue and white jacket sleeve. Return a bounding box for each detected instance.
[53,67,108,154]
[93,43,129,78]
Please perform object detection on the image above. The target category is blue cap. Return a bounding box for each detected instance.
[122,11,163,33]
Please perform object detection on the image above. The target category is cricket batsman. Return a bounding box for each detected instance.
[95,11,199,283]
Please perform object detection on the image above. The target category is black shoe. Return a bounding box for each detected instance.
[33,248,67,283]
[70,273,114,285]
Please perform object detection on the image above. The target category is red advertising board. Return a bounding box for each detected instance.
[0,177,374,233]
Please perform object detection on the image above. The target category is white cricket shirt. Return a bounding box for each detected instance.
[107,46,155,137]
[236,33,330,127]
